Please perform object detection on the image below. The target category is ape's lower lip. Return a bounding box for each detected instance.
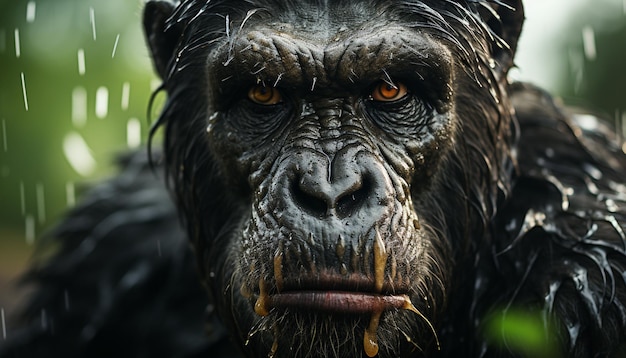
[268,291,412,314]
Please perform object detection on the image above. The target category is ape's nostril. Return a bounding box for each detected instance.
[291,180,328,217]
[336,177,370,218]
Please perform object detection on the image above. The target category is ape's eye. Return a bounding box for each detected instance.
[248,85,283,105]
[370,81,408,102]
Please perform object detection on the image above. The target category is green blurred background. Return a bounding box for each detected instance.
[0,0,624,353]
[0,0,158,311]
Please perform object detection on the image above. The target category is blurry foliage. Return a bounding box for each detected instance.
[0,0,158,243]
[483,309,561,358]
[556,1,626,118]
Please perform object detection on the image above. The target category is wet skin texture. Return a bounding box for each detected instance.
[3,0,626,357]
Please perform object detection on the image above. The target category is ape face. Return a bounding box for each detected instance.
[144,1,523,356]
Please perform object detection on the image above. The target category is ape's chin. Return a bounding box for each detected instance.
[240,309,435,358]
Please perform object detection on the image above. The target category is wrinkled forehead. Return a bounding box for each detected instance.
[220,1,387,44]
[166,0,506,90]
[208,23,452,92]
[171,0,489,48]
[263,1,381,34]
[222,0,480,34]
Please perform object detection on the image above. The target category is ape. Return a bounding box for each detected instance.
[2,0,626,357]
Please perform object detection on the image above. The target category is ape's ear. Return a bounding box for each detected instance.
[481,0,525,76]
[143,1,181,80]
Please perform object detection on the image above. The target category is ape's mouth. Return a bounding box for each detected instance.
[266,291,415,314]
[252,283,433,358]
[252,271,413,315]
[245,257,436,357]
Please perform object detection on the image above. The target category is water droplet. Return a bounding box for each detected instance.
[95,86,109,119]
[207,112,218,133]
[606,199,618,213]
[567,48,585,95]
[26,1,36,23]
[20,72,29,111]
[1,119,7,152]
[14,28,20,58]
[19,181,25,216]
[615,110,623,146]
[77,48,86,75]
[0,308,7,339]
[583,163,603,180]
[90,7,97,41]
[111,33,120,58]
[63,131,96,176]
[40,309,47,330]
[121,82,130,110]
[621,112,626,145]
[0,29,6,53]
[1,307,6,339]
[66,182,75,207]
[25,214,35,244]
[36,182,45,224]
[72,86,87,127]
[269,337,278,358]
[566,321,581,345]
[582,26,596,61]
[127,118,141,148]
[64,290,70,311]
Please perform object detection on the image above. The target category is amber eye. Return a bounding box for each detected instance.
[371,81,408,102]
[248,85,283,105]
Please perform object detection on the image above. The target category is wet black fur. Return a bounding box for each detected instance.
[2,0,626,357]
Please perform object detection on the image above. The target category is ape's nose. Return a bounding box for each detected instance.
[285,149,388,220]
[290,168,373,219]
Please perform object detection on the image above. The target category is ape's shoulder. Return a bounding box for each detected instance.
[481,82,626,356]
[0,151,235,358]
[510,82,626,196]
